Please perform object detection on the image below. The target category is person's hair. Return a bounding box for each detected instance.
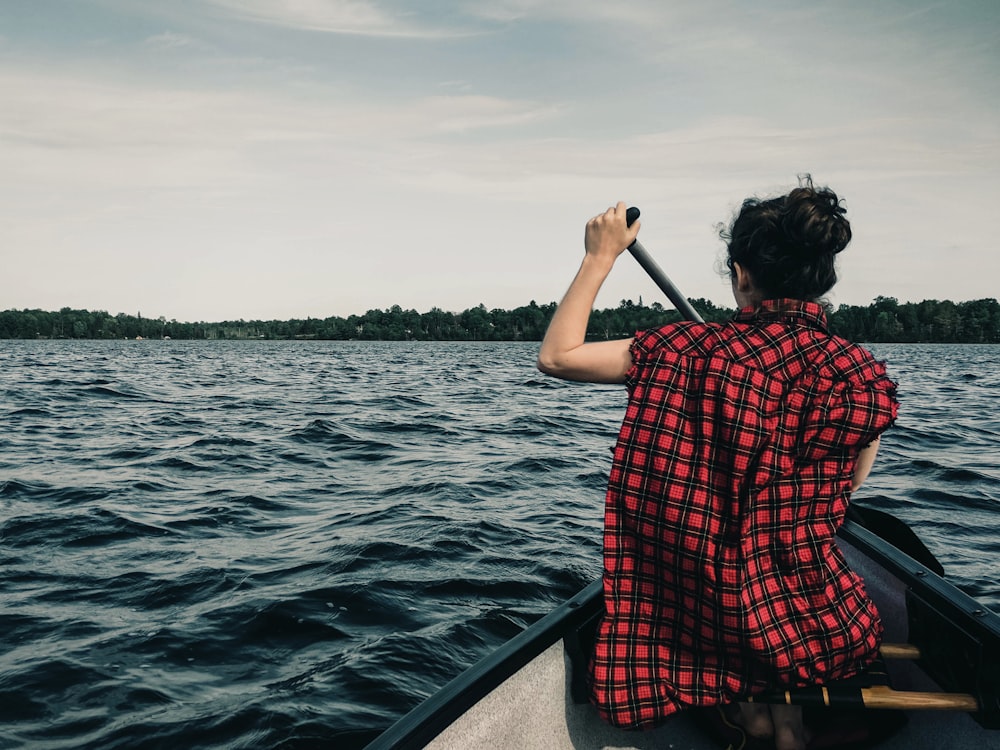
[721,175,852,302]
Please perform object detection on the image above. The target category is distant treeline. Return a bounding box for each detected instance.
[3,296,999,343]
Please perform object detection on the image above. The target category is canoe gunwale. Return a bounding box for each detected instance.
[839,523,1000,728]
[365,580,604,749]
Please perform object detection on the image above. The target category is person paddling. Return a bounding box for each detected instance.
[538,179,898,750]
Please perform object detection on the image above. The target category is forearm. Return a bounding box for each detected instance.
[851,436,881,491]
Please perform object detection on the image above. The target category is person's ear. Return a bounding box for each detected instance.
[733,262,752,293]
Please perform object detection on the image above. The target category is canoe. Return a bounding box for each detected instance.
[366,517,999,749]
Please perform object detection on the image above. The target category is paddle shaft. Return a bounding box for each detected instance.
[625,207,704,323]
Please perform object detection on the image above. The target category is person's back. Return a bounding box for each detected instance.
[537,178,898,750]
[593,301,897,727]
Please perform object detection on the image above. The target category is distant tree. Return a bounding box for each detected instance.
[3,298,999,342]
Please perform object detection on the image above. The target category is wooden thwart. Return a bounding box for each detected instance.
[879,642,922,660]
[748,685,980,712]
[747,643,981,713]
[860,686,979,712]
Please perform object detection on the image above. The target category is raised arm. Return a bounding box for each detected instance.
[537,202,639,384]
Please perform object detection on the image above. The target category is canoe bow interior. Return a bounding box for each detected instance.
[367,520,1000,749]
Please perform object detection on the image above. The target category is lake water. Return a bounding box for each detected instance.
[1,340,998,749]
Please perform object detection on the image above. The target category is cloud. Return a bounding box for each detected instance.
[144,31,199,49]
[202,0,474,38]
[3,0,998,318]
[0,62,570,245]
[412,95,562,134]
[0,61,563,149]
[462,0,662,26]
[6,57,990,225]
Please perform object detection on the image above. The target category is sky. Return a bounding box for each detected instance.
[2,1,998,322]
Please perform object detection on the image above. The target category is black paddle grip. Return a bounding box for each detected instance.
[626,206,640,249]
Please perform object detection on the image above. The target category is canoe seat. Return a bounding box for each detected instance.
[565,617,983,716]
[748,652,892,708]
[704,658,911,750]
[747,645,980,713]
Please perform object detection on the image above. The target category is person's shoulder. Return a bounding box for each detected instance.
[633,320,725,355]
[819,334,890,384]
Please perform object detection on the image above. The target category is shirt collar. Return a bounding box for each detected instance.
[733,299,829,332]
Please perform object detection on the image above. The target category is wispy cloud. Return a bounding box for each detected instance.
[414,95,561,134]
[202,0,475,38]
[462,0,663,25]
[0,64,562,196]
[144,31,199,50]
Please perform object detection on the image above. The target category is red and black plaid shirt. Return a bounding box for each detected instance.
[590,300,899,729]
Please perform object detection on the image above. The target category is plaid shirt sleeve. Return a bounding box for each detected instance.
[799,351,898,460]
[589,308,899,729]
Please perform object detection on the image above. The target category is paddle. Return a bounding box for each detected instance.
[625,207,704,324]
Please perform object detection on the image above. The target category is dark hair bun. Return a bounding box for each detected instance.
[721,175,852,301]
[782,184,852,259]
